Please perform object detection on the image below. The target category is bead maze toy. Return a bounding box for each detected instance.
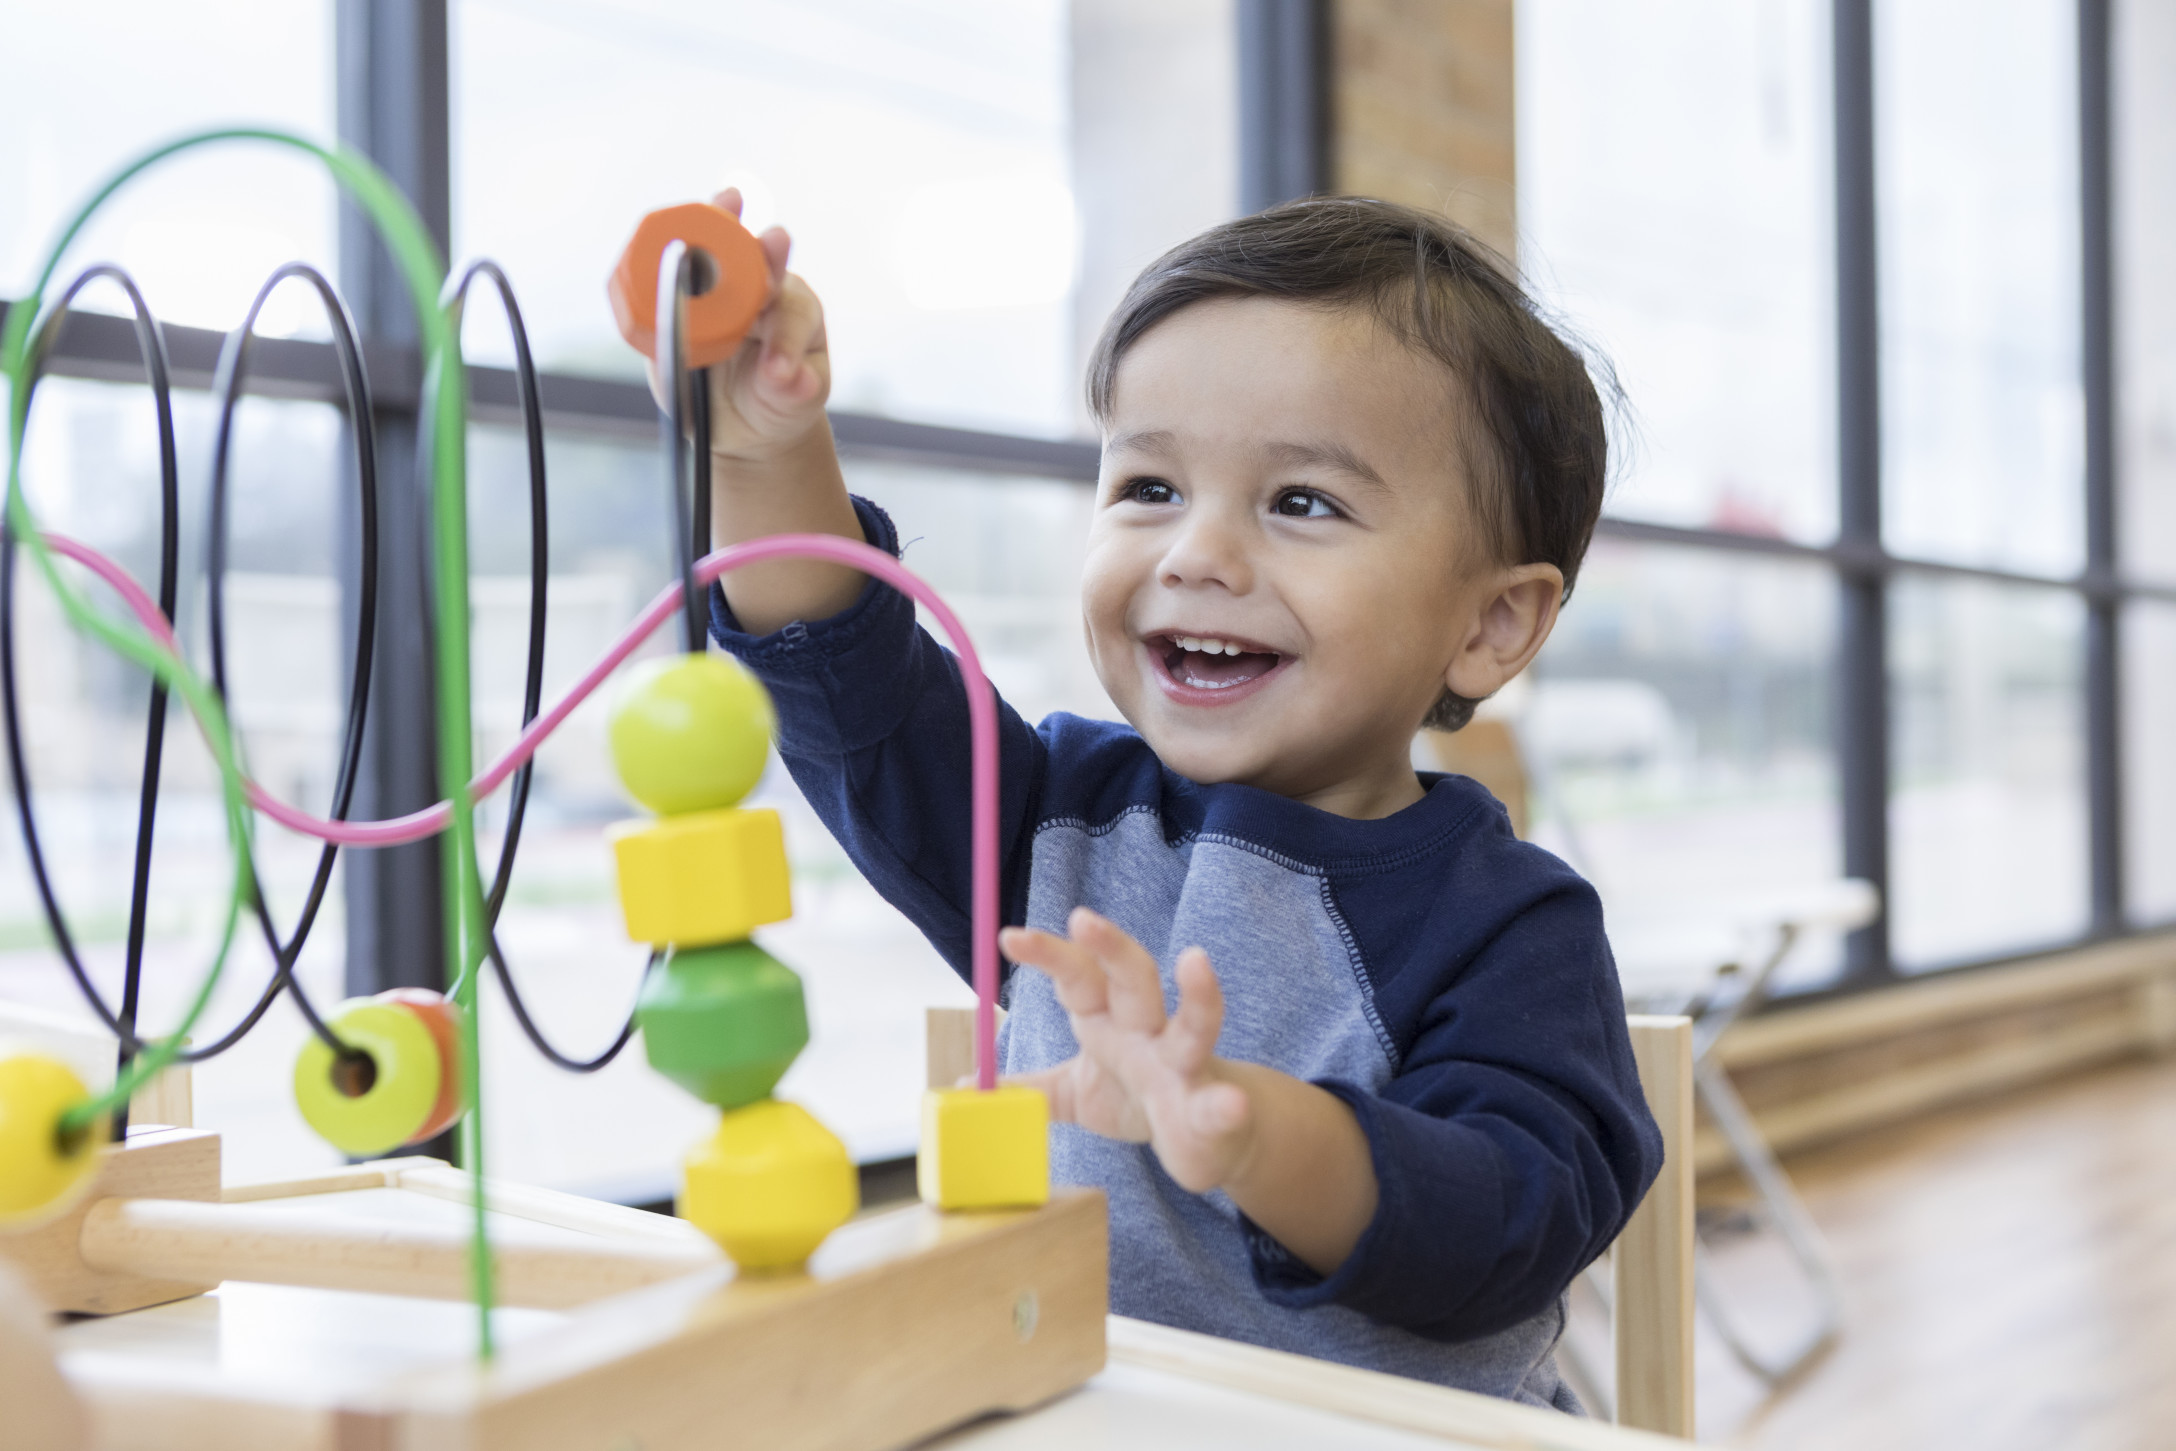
[0,130,1101,1449]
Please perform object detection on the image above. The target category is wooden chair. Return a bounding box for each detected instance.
[1434,715,1851,1389]
[927,1006,1697,1441]
[1613,1014,1695,1438]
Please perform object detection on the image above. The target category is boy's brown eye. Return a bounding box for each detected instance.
[1130,479,1176,505]
[1273,488,1336,519]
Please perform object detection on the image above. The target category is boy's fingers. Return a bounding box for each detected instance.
[758,225,791,284]
[1188,1080,1250,1139]
[1168,947,1224,1070]
[764,276,823,359]
[1070,908,1167,1034]
[1002,1065,1079,1123]
[751,277,826,399]
[710,187,744,217]
[1000,925,1110,1019]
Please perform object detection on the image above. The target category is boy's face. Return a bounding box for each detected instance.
[1082,296,1555,817]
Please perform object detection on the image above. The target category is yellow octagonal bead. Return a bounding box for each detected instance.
[609,807,791,948]
[918,1086,1050,1211]
[680,1098,858,1271]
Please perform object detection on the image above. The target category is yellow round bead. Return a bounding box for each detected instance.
[0,1054,105,1226]
[680,1098,857,1271]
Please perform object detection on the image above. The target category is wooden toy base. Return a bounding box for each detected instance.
[6,1132,1108,1451]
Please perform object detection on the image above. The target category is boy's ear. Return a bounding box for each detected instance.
[1443,563,1565,703]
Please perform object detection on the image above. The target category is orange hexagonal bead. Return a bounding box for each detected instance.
[607,202,770,369]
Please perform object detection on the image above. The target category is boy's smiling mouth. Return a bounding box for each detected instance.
[1144,631,1290,705]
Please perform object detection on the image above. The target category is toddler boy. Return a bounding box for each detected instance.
[695,194,1661,1410]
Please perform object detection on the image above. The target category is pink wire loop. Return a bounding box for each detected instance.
[45,529,1004,1092]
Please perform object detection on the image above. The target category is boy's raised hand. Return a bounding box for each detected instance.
[665,188,867,634]
[647,187,830,464]
[998,908,1256,1195]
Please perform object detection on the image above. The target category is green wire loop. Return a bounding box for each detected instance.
[1,127,497,1355]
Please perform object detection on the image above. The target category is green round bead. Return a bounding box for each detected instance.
[637,942,810,1108]
[608,653,776,816]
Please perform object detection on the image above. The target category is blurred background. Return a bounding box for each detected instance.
[1,2,2171,1444]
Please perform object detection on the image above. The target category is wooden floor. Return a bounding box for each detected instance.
[1567,1053,2176,1449]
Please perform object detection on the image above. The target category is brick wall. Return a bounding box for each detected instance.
[1329,0,1517,262]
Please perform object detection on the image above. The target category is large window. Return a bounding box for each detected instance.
[1518,0,1837,545]
[452,0,1079,437]
[1517,0,1847,985]
[7,0,2170,1194]
[1519,0,2172,992]
[0,2,352,1184]
[2,0,1231,1191]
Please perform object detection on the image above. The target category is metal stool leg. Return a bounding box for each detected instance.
[1557,1262,1614,1418]
[1691,1057,1843,1384]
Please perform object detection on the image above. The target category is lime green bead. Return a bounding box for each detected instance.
[293,999,442,1157]
[637,943,809,1108]
[608,653,776,816]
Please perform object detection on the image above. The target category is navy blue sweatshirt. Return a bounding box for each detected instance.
[712,497,1662,1408]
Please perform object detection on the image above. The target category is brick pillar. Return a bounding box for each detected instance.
[1329,0,1517,262]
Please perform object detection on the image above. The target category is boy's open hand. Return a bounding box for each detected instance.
[998,908,1256,1195]
[646,187,830,464]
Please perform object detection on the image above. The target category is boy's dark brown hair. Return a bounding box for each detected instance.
[1085,196,1611,732]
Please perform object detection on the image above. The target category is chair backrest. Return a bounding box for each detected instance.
[927,1004,985,1090]
[1614,1014,1695,1439]
[1424,719,1530,839]
[931,1006,1697,1437]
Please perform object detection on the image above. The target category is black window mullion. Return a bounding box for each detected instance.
[334,0,452,1010]
[1236,0,1329,211]
[1833,0,1893,984]
[2080,0,2122,935]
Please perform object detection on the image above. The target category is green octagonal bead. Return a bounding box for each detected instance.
[637,942,809,1109]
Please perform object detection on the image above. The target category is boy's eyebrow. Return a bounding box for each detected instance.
[1262,439,1390,492]
[1105,428,1178,456]
[1105,431,1390,494]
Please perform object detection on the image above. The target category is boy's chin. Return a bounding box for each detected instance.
[1128,718,1280,789]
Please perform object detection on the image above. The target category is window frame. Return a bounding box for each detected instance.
[4,0,2158,1010]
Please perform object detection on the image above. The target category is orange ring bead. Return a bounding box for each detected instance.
[608,202,770,369]
[380,989,465,1143]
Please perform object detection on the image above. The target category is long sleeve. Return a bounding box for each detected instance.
[708,496,1048,979]
[1246,863,1664,1342]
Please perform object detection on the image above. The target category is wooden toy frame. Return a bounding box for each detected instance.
[10,1127,1107,1451]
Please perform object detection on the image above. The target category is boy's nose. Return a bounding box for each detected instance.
[1157,509,1255,594]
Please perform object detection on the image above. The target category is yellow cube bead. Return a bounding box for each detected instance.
[609,807,791,947]
[918,1086,1050,1211]
[680,1098,858,1270]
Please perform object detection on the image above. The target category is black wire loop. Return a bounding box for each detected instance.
[1,265,178,1109]
[200,261,381,1066]
[656,240,709,654]
[2,255,669,1090]
[443,259,646,1070]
